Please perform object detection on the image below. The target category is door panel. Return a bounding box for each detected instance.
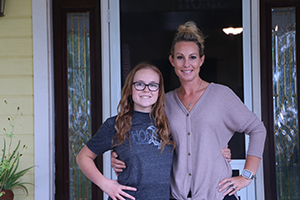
[53,0,102,199]
[261,1,300,200]
[67,12,92,199]
[271,7,299,199]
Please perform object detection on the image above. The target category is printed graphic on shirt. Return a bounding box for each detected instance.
[130,125,161,149]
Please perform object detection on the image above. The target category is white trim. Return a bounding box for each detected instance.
[101,1,111,200]
[251,0,265,199]
[243,0,265,199]
[243,0,253,112]
[108,0,121,182]
[109,0,122,115]
[101,0,122,199]
[32,0,54,199]
[243,0,257,199]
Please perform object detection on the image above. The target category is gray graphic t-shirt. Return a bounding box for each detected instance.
[87,111,174,199]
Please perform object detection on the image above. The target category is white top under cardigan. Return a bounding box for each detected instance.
[165,83,266,200]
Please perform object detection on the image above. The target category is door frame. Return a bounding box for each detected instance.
[109,0,263,200]
[31,0,264,200]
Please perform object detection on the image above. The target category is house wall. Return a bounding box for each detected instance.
[0,0,34,199]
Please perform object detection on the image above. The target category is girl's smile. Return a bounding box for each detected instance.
[132,68,160,112]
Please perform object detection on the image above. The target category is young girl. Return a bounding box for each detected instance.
[76,62,175,200]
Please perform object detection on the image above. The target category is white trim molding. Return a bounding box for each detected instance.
[251,0,265,199]
[243,0,265,199]
[100,0,111,199]
[32,0,55,200]
[242,0,256,199]
[101,0,122,199]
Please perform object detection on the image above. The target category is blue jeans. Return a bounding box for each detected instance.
[223,194,238,200]
[170,194,238,200]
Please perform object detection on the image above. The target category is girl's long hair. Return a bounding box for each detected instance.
[113,62,175,151]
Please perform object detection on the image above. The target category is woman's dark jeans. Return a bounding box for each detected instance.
[170,193,238,200]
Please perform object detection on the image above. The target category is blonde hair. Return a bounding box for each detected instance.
[113,62,175,152]
[170,21,205,57]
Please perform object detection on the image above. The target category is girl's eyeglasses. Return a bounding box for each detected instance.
[132,82,160,92]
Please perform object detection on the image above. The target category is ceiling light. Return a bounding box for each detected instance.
[222,27,243,35]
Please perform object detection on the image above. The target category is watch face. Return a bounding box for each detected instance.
[243,170,251,178]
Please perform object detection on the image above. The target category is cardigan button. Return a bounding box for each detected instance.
[188,153,191,156]
[189,173,192,176]
[187,113,189,117]
[188,132,190,135]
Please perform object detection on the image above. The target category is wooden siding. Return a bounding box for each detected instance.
[0,0,34,199]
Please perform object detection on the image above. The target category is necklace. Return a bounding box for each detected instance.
[182,80,203,111]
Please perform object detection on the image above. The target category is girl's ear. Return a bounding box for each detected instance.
[169,55,175,67]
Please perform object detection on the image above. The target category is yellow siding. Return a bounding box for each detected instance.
[0,77,33,95]
[0,19,32,37]
[0,57,33,76]
[0,39,33,55]
[4,0,32,16]
[0,0,34,199]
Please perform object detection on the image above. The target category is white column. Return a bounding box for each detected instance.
[32,0,55,199]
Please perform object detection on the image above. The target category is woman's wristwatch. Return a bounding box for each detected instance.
[242,169,255,180]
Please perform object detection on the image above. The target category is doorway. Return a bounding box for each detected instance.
[118,0,248,199]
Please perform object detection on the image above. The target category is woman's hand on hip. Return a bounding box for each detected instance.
[218,175,252,196]
[111,151,126,175]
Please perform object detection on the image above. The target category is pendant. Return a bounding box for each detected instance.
[186,103,191,110]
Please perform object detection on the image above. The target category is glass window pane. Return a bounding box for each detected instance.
[272,7,300,199]
[67,12,92,200]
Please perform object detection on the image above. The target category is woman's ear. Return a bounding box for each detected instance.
[200,55,205,67]
[169,55,175,67]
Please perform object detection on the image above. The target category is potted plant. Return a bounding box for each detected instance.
[0,100,34,199]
